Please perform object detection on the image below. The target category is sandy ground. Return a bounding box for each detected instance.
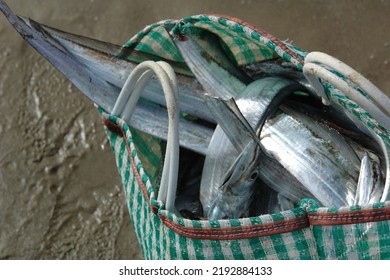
[0,0,389,259]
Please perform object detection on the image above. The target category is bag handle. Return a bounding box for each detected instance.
[302,51,390,132]
[112,61,180,212]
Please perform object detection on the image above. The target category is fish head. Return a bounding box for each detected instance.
[208,142,262,219]
[220,142,261,193]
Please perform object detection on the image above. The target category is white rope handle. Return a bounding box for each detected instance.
[303,51,390,132]
[112,61,179,212]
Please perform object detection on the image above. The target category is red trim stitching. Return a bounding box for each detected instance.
[161,216,309,240]
[308,208,390,226]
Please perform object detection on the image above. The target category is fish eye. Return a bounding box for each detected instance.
[250,172,258,181]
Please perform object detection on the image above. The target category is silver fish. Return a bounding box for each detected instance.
[208,140,303,219]
[258,156,314,203]
[0,1,215,154]
[201,77,305,218]
[204,95,259,151]
[174,28,390,207]
[208,140,262,219]
[355,152,384,205]
[208,94,314,206]
[170,31,328,209]
[176,31,362,212]
[3,1,388,211]
[210,102,361,213]
[260,106,360,207]
[172,28,250,100]
[287,98,390,203]
[325,105,390,202]
[243,59,316,94]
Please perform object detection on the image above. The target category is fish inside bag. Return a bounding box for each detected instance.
[168,17,390,220]
[2,1,390,258]
[101,15,390,259]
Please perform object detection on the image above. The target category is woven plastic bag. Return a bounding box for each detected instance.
[100,15,390,260]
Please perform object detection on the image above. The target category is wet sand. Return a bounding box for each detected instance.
[0,0,389,259]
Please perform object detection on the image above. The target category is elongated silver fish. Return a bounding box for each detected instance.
[204,95,260,151]
[258,155,313,203]
[175,32,367,212]
[207,91,314,206]
[173,28,390,206]
[287,98,390,203]
[3,1,389,212]
[201,77,305,218]
[261,106,360,207]
[355,152,384,205]
[209,100,362,217]
[208,137,305,219]
[173,29,249,100]
[0,1,215,154]
[175,30,316,217]
[208,140,262,219]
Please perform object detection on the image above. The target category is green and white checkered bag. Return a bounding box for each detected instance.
[100,15,390,260]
